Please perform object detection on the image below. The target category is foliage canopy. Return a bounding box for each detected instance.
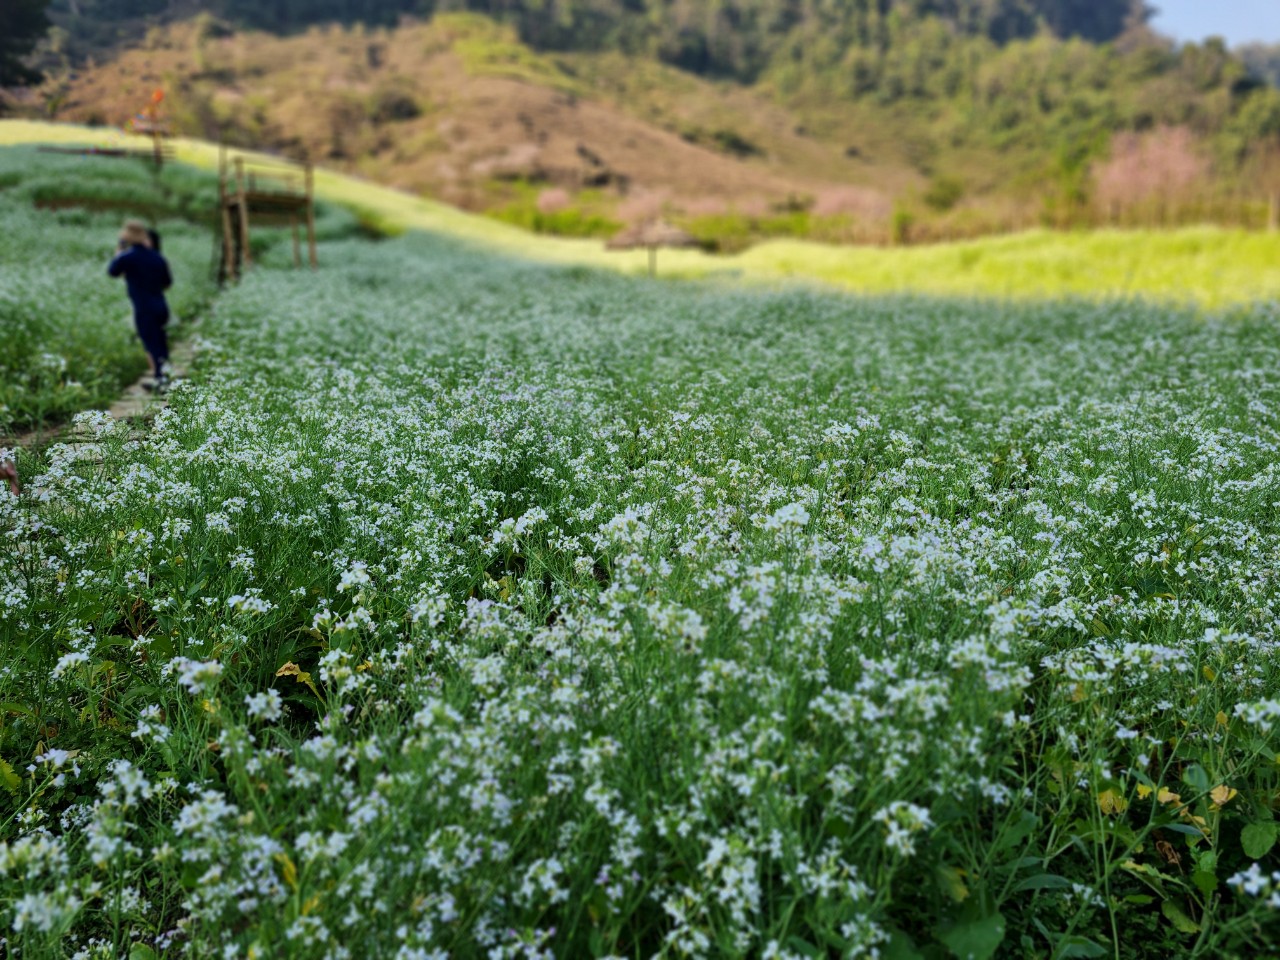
[0,0,51,86]
[48,0,1147,79]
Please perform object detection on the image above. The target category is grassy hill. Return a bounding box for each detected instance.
[5,120,1280,308]
[5,112,1280,960]
[25,13,1280,249]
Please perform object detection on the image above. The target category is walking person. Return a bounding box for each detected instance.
[108,220,173,392]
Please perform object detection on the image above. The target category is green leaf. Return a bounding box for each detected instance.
[817,927,851,951]
[1162,822,1207,838]
[1013,873,1072,893]
[130,947,158,960]
[1191,870,1217,897]
[993,810,1037,854]
[0,759,20,796]
[1182,764,1210,793]
[936,864,970,902]
[1054,935,1107,959]
[785,937,821,959]
[122,683,163,704]
[939,906,1006,960]
[1241,821,1279,860]
[1162,900,1200,935]
[149,632,175,660]
[881,928,925,960]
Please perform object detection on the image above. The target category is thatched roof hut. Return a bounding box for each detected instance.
[607,220,698,277]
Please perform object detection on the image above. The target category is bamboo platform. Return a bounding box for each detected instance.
[218,148,317,284]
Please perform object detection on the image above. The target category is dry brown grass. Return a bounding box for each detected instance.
[49,16,851,223]
[38,14,1263,245]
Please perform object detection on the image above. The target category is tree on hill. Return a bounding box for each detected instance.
[1240,43,1280,88]
[43,0,1154,81]
[1033,0,1150,43]
[1,0,51,86]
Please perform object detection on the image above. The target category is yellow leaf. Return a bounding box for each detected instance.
[302,894,321,916]
[1136,783,1153,800]
[0,759,20,796]
[1209,785,1237,810]
[275,661,320,699]
[936,865,970,903]
[274,852,298,892]
[1122,859,1161,877]
[1202,665,1216,682]
[1157,787,1181,806]
[1098,789,1129,816]
[1216,711,1229,727]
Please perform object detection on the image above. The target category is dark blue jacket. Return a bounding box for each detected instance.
[109,245,172,318]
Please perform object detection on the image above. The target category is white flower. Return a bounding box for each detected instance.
[52,651,90,679]
[165,658,224,696]
[763,502,810,532]
[872,802,934,857]
[245,689,283,722]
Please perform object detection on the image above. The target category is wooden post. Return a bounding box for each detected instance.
[305,163,318,270]
[222,204,237,283]
[292,215,302,268]
[218,145,226,282]
[235,157,252,269]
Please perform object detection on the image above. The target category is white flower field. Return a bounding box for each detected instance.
[2,154,1280,959]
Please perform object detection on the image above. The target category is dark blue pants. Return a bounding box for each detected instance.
[134,306,170,371]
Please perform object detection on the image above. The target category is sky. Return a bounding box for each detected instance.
[1150,0,1280,47]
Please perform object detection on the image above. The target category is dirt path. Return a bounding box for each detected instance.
[10,322,201,454]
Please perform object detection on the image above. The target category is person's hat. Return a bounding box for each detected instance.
[119,220,151,247]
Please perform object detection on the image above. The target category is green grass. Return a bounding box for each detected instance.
[4,122,1280,308]
[490,184,623,239]
[0,149,218,437]
[3,155,1280,956]
[737,228,1280,308]
[449,13,586,94]
[0,143,368,439]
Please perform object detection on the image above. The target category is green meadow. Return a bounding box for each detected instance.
[2,134,1280,959]
[3,121,1279,308]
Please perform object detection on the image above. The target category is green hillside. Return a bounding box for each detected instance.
[13,9,1279,252]
[5,123,1280,960]
[32,1,1280,174]
[5,122,1280,309]
[41,0,1147,70]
